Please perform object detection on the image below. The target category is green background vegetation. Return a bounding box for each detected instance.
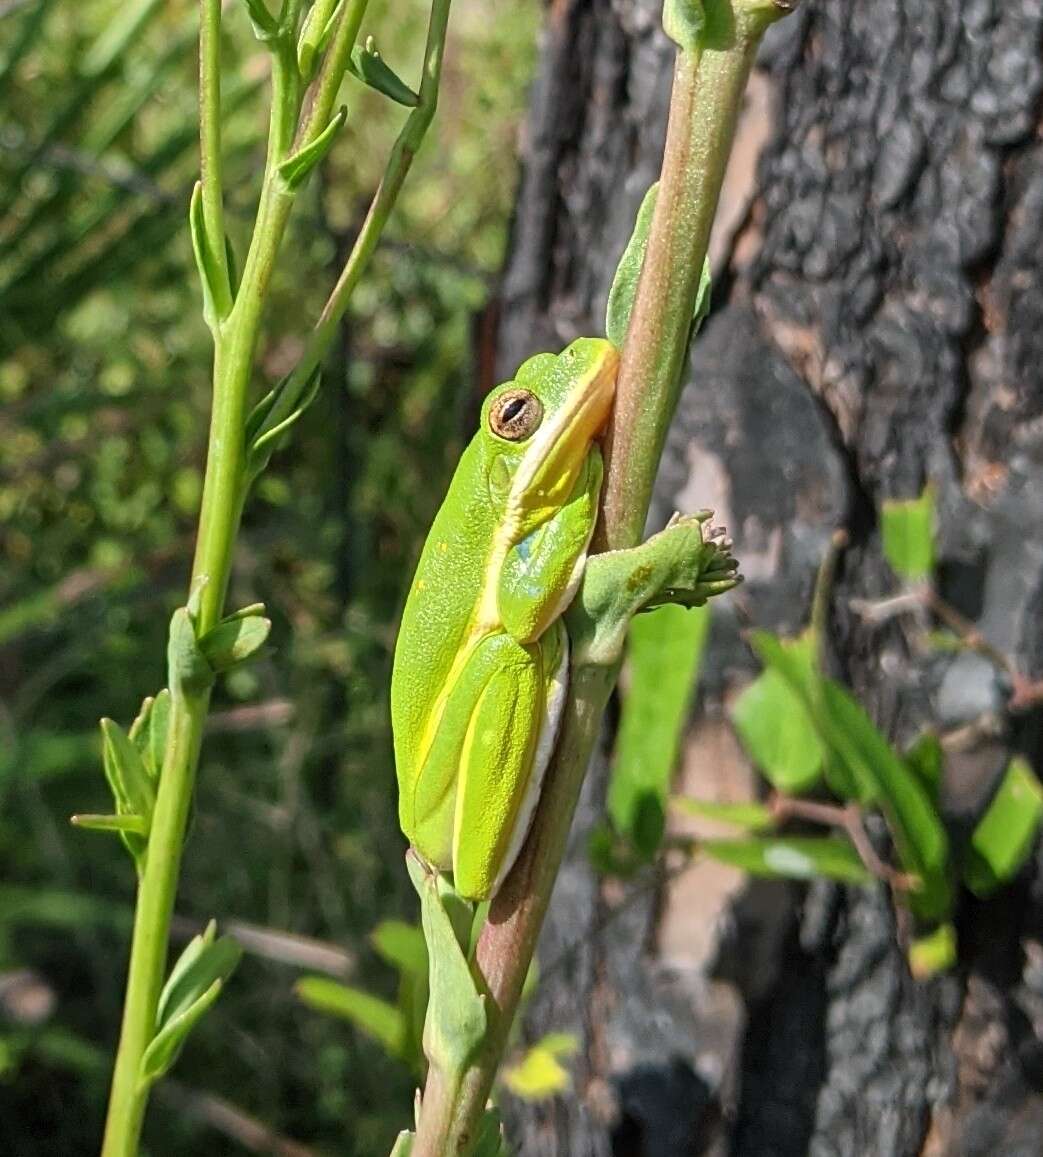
[0,1,537,1151]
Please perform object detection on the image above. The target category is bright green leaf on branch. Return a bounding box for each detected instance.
[907,922,958,978]
[731,632,823,794]
[963,757,1043,897]
[609,605,709,853]
[881,486,935,582]
[347,37,420,107]
[296,977,407,1059]
[700,835,872,883]
[671,796,774,831]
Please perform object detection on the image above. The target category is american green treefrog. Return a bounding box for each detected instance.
[391,337,619,900]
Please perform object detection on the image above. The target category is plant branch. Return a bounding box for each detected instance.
[261,0,451,440]
[411,3,796,1153]
[199,0,232,313]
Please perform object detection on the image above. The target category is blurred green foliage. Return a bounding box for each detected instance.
[0,0,537,1151]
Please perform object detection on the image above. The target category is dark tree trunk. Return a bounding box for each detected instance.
[493,1,1043,1154]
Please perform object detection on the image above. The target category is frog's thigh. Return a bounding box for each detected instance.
[410,632,538,879]
[450,633,545,900]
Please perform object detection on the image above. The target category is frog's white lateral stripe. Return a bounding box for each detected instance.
[491,628,570,895]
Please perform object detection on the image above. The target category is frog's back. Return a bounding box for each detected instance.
[391,436,498,776]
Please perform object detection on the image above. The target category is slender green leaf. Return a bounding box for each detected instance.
[904,731,943,803]
[139,979,224,1089]
[700,836,872,884]
[609,605,709,845]
[750,631,951,920]
[188,181,230,331]
[157,923,241,1029]
[298,0,344,80]
[606,183,657,349]
[81,0,164,77]
[670,797,774,831]
[347,37,419,106]
[296,977,406,1059]
[881,487,935,582]
[963,757,1043,897]
[408,855,487,1075]
[100,718,155,823]
[277,107,347,190]
[731,634,823,793]
[371,920,428,978]
[71,813,148,836]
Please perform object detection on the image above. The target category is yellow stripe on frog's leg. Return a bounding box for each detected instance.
[450,634,544,901]
[497,448,603,644]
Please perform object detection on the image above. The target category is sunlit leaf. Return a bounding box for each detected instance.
[296,977,406,1059]
[963,757,1043,897]
[881,487,935,582]
[609,604,709,849]
[731,632,823,793]
[370,920,427,978]
[700,835,872,883]
[670,797,774,831]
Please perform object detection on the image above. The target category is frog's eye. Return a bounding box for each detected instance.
[488,389,543,441]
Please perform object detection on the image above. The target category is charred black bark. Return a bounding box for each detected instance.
[494,1,1043,1153]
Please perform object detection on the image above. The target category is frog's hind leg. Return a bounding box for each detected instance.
[450,623,568,900]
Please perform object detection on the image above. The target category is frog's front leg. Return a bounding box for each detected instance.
[568,512,740,667]
[408,623,568,901]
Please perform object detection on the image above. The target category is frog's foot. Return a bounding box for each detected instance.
[567,510,741,666]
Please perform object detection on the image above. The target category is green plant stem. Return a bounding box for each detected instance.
[411,3,794,1153]
[263,0,451,437]
[198,0,231,313]
[103,1,452,1147]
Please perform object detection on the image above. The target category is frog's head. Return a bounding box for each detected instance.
[480,337,618,532]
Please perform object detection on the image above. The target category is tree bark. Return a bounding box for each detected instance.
[494,1,1043,1154]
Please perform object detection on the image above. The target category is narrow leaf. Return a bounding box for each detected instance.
[297,0,343,81]
[71,813,148,836]
[700,836,872,884]
[347,38,419,106]
[881,486,935,582]
[147,689,171,780]
[750,630,952,922]
[296,977,406,1059]
[407,855,487,1075]
[609,605,709,845]
[370,920,428,978]
[963,757,1043,897]
[100,718,155,821]
[278,107,347,191]
[198,615,271,673]
[139,979,224,1089]
[247,368,323,479]
[157,925,241,1029]
[81,0,164,76]
[904,731,943,803]
[670,797,774,831]
[731,636,823,794]
[606,183,657,349]
[188,181,230,331]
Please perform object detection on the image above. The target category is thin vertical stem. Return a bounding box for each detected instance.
[411,3,796,1152]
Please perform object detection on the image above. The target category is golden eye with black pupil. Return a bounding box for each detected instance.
[488,389,543,441]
